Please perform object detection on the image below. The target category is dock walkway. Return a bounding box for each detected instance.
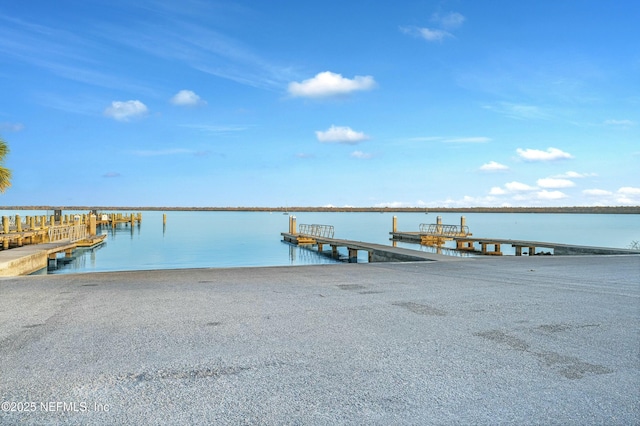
[0,241,77,276]
[281,232,460,262]
[391,231,640,256]
[453,236,640,256]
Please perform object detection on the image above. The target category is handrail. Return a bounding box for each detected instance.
[47,223,88,243]
[298,224,335,239]
[419,223,470,236]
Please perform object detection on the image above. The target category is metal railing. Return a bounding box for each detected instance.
[419,223,470,236]
[47,223,88,243]
[298,224,335,239]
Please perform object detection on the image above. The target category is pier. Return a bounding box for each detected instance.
[284,215,640,262]
[0,210,141,275]
[390,216,640,256]
[281,216,456,263]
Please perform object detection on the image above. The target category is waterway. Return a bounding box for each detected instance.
[1,210,638,274]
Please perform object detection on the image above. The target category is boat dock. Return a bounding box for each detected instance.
[390,215,640,256]
[282,217,459,263]
[0,241,78,277]
[283,215,640,261]
[0,210,140,275]
[96,212,142,227]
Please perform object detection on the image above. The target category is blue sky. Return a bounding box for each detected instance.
[0,0,638,207]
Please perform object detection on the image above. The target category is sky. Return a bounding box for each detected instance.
[0,0,638,208]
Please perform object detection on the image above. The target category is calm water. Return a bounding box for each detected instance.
[2,210,638,274]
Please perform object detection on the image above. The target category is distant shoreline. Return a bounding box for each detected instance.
[2,206,639,214]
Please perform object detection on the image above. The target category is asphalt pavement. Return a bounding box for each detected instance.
[1,255,639,425]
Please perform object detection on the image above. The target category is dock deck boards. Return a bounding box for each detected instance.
[0,242,77,276]
[391,231,640,256]
[281,232,462,262]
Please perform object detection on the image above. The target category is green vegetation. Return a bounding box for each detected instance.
[0,136,11,193]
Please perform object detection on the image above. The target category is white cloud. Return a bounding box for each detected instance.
[171,90,206,107]
[536,178,575,188]
[374,200,428,208]
[401,11,464,43]
[615,188,640,204]
[505,181,537,192]
[316,125,369,144]
[350,150,373,159]
[288,71,376,98]
[537,190,568,200]
[618,187,640,195]
[583,189,612,196]
[104,100,148,121]
[553,171,595,179]
[480,161,509,172]
[400,26,453,42]
[516,147,573,162]
[418,28,452,42]
[582,187,640,205]
[489,186,507,195]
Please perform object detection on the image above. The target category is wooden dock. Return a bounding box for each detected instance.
[286,216,640,259]
[0,241,78,276]
[389,215,640,256]
[281,232,456,263]
[282,217,460,263]
[0,210,139,276]
[97,212,142,228]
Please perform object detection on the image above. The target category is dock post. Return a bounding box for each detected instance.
[348,248,358,263]
[50,215,55,226]
[130,214,135,227]
[515,246,522,256]
[331,245,338,258]
[437,216,442,234]
[291,216,297,234]
[163,214,167,225]
[460,216,466,233]
[1,217,7,249]
[48,253,57,269]
[88,214,97,236]
[528,246,536,256]
[317,243,324,253]
[392,216,398,247]
[15,215,21,232]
